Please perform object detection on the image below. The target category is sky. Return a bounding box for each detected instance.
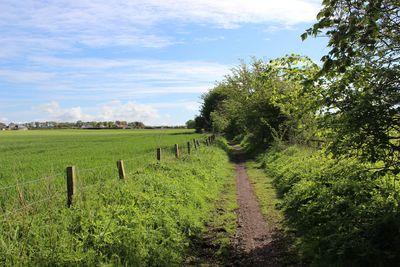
[0,0,329,125]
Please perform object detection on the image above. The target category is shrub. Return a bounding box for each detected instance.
[262,145,400,266]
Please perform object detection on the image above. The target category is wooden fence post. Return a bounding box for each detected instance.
[174,144,179,158]
[66,166,76,208]
[117,160,126,180]
[193,139,197,149]
[157,148,161,161]
[187,142,191,155]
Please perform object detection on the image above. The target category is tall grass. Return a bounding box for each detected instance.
[0,140,233,266]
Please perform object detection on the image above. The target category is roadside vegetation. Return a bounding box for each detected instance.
[185,152,238,265]
[195,1,399,265]
[245,161,283,230]
[0,136,234,266]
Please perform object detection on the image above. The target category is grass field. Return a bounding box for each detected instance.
[0,129,202,183]
[0,129,206,210]
[0,129,234,266]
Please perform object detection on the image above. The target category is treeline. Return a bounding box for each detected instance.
[1,121,146,130]
[195,0,399,265]
[2,121,189,130]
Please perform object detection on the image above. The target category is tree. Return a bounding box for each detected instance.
[194,116,206,133]
[198,55,321,149]
[185,120,196,129]
[303,0,400,174]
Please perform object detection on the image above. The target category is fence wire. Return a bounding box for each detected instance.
[0,192,64,221]
[0,172,63,191]
[0,136,211,217]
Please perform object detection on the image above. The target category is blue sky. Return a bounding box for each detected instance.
[0,0,328,125]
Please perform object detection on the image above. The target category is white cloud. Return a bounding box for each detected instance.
[36,101,91,121]
[0,0,321,30]
[36,101,160,123]
[96,101,159,122]
[0,56,227,102]
[1,57,228,99]
[0,0,321,54]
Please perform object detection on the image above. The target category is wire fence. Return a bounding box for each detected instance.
[0,172,63,191]
[0,135,216,221]
[0,191,65,222]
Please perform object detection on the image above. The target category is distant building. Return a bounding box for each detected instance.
[81,124,93,129]
[0,122,6,131]
[116,124,128,129]
[4,124,28,130]
[15,125,28,130]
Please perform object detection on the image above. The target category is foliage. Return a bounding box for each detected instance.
[0,143,233,266]
[185,120,196,129]
[196,55,321,150]
[195,86,232,133]
[262,145,400,266]
[303,0,400,174]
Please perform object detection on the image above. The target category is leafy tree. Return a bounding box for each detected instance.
[194,115,206,133]
[198,55,321,149]
[185,119,196,129]
[198,87,231,132]
[303,0,400,174]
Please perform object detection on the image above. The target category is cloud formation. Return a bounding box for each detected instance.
[0,0,321,54]
[0,0,323,124]
[36,101,160,123]
[1,57,229,101]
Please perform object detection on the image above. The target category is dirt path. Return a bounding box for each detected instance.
[231,146,279,266]
[185,146,298,266]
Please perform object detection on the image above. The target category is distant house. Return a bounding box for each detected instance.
[5,124,28,130]
[15,125,28,130]
[116,124,128,129]
[81,124,93,129]
[7,123,15,130]
[0,122,6,131]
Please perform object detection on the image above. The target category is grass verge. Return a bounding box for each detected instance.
[245,160,283,229]
[184,159,238,266]
[245,159,301,266]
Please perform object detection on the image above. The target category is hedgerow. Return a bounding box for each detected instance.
[262,145,400,266]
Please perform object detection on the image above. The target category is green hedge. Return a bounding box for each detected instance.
[262,146,400,266]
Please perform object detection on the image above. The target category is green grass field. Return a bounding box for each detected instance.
[0,129,202,183]
[0,129,206,209]
[0,129,234,266]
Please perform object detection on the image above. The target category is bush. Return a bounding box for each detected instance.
[262,145,400,266]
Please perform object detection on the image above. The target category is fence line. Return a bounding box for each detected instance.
[122,151,155,163]
[0,193,64,221]
[0,173,63,191]
[1,135,217,217]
